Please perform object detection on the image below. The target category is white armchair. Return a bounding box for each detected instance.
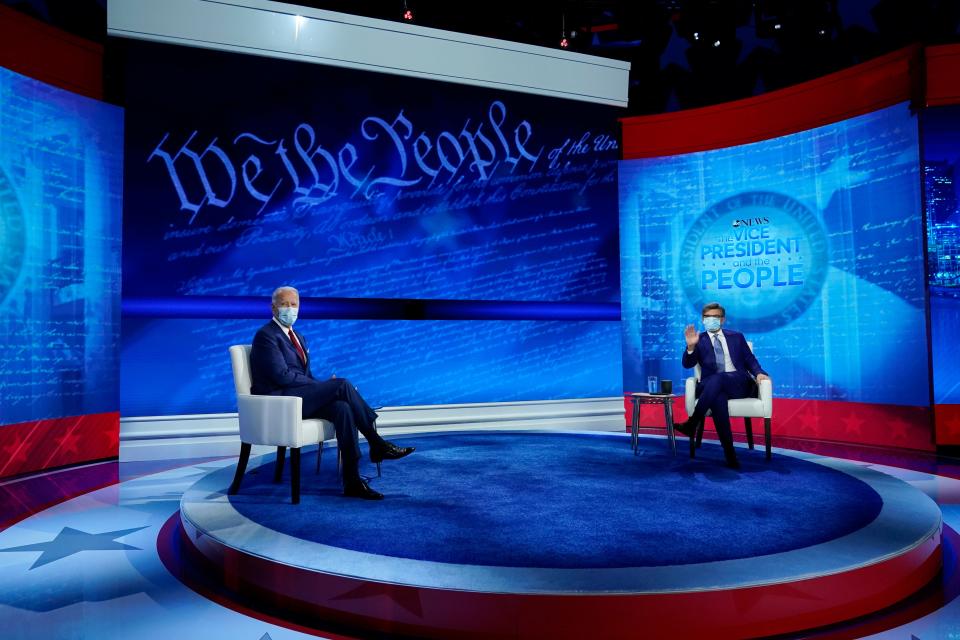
[227,344,335,504]
[684,341,773,460]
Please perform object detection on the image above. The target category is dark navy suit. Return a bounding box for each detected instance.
[682,328,767,462]
[250,319,383,482]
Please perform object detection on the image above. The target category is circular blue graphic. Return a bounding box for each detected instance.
[0,166,26,305]
[679,191,828,332]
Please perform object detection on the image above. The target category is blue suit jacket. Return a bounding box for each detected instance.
[250,320,315,395]
[681,328,767,381]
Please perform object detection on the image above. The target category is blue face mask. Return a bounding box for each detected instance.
[703,316,722,332]
[277,306,298,327]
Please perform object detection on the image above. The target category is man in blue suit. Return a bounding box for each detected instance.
[674,302,770,469]
[250,286,413,500]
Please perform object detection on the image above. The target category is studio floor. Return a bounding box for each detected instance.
[2,429,960,640]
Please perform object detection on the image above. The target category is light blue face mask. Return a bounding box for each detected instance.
[702,316,722,332]
[277,306,298,327]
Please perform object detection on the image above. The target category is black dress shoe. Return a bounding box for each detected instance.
[343,479,383,500]
[673,420,695,437]
[370,441,415,463]
[726,458,741,470]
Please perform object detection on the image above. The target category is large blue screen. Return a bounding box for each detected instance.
[122,42,620,303]
[122,317,622,416]
[120,42,622,415]
[619,103,927,405]
[0,66,123,425]
[924,105,960,405]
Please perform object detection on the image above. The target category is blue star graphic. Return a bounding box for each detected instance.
[0,526,148,569]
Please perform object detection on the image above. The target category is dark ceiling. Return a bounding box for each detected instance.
[3,0,959,115]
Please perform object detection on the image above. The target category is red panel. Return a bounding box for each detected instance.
[623,396,934,452]
[0,413,119,480]
[0,4,103,100]
[926,44,960,107]
[935,404,960,446]
[620,45,920,159]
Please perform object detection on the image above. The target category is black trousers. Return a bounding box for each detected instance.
[285,377,384,483]
[691,371,754,462]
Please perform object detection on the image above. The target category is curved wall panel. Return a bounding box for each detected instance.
[923,45,960,445]
[619,47,943,450]
[0,10,120,478]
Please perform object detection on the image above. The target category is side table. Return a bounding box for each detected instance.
[628,393,678,456]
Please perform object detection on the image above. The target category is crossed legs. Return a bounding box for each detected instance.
[683,372,753,468]
[310,378,387,484]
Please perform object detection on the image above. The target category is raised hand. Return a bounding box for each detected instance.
[684,324,699,349]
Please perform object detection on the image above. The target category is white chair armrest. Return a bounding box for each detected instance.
[237,394,306,448]
[685,376,697,416]
[758,379,773,418]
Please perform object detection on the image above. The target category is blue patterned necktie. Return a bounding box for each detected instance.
[713,334,725,372]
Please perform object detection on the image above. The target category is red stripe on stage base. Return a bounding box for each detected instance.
[624,397,935,452]
[0,413,119,480]
[168,513,941,640]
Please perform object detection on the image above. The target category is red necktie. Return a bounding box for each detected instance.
[288,329,306,364]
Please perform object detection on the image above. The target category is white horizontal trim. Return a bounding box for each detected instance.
[107,0,630,106]
[120,398,627,461]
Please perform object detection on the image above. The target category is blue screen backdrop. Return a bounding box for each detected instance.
[122,318,622,416]
[924,105,960,405]
[619,103,928,405]
[120,42,622,415]
[0,66,123,425]
[122,42,620,303]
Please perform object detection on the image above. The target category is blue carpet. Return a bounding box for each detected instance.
[227,432,882,569]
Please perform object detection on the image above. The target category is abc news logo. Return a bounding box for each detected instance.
[731,217,770,228]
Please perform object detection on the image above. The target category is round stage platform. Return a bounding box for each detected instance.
[176,431,942,639]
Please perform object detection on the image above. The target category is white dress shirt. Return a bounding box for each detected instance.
[273,317,305,355]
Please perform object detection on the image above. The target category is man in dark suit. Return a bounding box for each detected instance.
[250,286,413,500]
[674,302,770,469]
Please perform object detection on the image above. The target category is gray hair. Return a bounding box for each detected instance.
[271,286,299,305]
[702,301,725,317]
